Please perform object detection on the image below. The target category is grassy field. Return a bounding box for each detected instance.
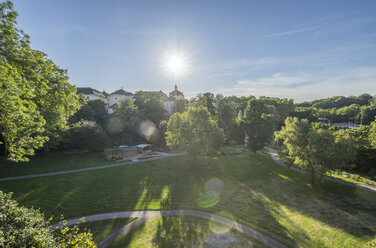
[0,151,128,178]
[108,216,265,248]
[77,218,135,243]
[1,147,376,247]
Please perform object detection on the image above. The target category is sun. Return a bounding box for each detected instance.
[162,51,189,78]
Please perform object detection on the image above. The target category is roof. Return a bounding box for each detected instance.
[104,148,122,153]
[102,90,110,97]
[169,85,184,98]
[77,87,105,98]
[120,146,137,151]
[111,89,133,96]
[136,144,152,148]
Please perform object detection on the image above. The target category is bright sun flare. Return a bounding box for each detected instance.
[162,51,189,78]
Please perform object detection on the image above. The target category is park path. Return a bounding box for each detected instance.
[264,147,376,193]
[0,152,187,182]
[51,209,287,248]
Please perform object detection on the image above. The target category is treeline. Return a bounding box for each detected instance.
[293,94,376,124]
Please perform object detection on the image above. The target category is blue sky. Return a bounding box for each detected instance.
[13,0,376,101]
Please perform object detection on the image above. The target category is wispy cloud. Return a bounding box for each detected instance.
[260,26,320,38]
[237,72,311,89]
[219,67,376,102]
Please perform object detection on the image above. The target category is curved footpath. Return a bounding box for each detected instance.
[51,209,286,248]
[264,147,376,193]
[0,152,187,182]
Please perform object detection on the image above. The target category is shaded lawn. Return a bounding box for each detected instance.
[109,216,265,248]
[0,151,127,178]
[77,218,135,243]
[1,148,376,247]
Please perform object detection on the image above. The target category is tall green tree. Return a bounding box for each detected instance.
[0,1,80,160]
[190,92,216,115]
[133,91,167,125]
[107,99,139,145]
[240,99,274,153]
[275,117,355,185]
[166,107,225,162]
[0,62,47,161]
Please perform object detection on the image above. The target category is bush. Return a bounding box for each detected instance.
[66,120,108,151]
[0,191,95,247]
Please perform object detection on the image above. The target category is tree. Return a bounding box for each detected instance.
[0,62,48,161]
[336,126,375,172]
[133,91,167,125]
[66,121,108,152]
[0,191,95,247]
[275,117,355,185]
[173,98,188,113]
[166,107,225,162]
[106,99,139,145]
[87,99,109,127]
[190,92,216,115]
[69,104,96,124]
[370,118,376,148]
[240,99,274,153]
[0,1,80,160]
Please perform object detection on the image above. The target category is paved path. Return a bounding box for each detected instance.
[51,209,286,248]
[0,153,187,182]
[264,147,376,193]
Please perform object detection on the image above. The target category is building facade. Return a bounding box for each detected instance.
[77,85,183,115]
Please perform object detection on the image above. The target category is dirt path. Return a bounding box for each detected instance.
[264,147,376,193]
[52,209,286,248]
[0,152,187,182]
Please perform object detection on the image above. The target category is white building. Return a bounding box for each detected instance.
[107,89,134,114]
[77,85,184,115]
[165,85,184,115]
[76,87,107,104]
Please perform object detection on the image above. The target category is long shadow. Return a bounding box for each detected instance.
[247,153,376,244]
[3,151,374,247]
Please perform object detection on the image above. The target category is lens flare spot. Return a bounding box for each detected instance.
[198,178,224,208]
[209,211,235,234]
[205,178,224,197]
[138,120,159,142]
[198,193,220,208]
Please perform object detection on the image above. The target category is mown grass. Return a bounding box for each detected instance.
[109,216,265,248]
[77,218,135,243]
[1,147,376,247]
[0,152,126,178]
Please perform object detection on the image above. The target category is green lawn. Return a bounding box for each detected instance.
[109,216,265,248]
[0,151,126,178]
[77,218,135,243]
[1,147,376,247]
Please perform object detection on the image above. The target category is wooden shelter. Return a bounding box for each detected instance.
[136,144,152,154]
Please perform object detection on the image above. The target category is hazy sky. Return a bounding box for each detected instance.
[13,0,376,101]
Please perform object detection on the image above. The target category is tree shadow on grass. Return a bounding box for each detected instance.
[247,154,376,246]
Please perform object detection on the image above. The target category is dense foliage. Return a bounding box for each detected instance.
[166,106,225,161]
[275,117,356,184]
[0,191,95,247]
[240,99,274,153]
[0,1,80,161]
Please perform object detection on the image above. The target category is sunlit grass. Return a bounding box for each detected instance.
[108,216,264,248]
[1,147,375,247]
[76,218,135,243]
